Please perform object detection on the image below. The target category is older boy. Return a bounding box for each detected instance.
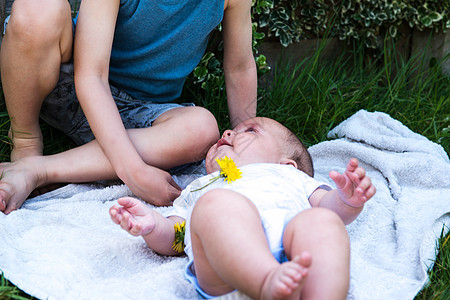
[110,117,376,299]
[0,0,256,206]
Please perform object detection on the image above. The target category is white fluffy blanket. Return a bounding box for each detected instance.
[0,110,449,300]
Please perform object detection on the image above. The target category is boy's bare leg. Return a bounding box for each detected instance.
[0,106,219,214]
[0,0,73,161]
[190,189,310,299]
[283,207,350,300]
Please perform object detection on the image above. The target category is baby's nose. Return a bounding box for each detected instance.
[222,130,233,138]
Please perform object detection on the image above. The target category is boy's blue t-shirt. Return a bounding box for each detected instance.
[106,0,225,102]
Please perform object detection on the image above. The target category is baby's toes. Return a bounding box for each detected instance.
[281,267,302,286]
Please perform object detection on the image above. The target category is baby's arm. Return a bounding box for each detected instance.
[308,158,376,224]
[109,197,185,255]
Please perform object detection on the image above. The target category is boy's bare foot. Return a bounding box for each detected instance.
[0,158,43,214]
[261,252,311,300]
[9,133,44,162]
[109,197,158,236]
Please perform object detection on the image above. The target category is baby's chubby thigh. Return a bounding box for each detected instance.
[282,207,350,298]
[189,189,279,297]
[283,207,349,257]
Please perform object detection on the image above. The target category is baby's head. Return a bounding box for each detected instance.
[205,117,313,176]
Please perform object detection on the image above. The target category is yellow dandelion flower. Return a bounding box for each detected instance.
[172,221,186,253]
[191,156,242,192]
[216,156,242,183]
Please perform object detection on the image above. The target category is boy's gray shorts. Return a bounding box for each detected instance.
[41,63,187,146]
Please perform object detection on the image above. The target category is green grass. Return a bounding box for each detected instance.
[416,227,450,299]
[0,40,449,298]
[0,273,33,300]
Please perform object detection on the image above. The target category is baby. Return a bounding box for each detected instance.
[110,117,376,299]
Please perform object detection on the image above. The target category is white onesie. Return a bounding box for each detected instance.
[167,163,332,264]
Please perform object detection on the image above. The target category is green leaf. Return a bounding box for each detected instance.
[388,25,397,38]
[274,21,289,29]
[377,12,387,21]
[259,15,269,27]
[253,31,266,40]
[277,10,290,21]
[193,66,208,81]
[208,58,221,70]
[342,0,351,12]
[279,31,291,47]
[420,16,432,27]
[429,12,443,22]
[201,52,214,63]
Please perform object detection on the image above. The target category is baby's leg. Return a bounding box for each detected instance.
[283,207,350,300]
[190,189,310,299]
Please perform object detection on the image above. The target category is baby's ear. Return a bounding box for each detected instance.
[280,158,298,169]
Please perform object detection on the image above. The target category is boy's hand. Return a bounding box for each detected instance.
[123,164,181,207]
[329,158,376,208]
[109,197,157,236]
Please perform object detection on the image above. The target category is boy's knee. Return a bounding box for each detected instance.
[181,107,219,157]
[8,0,71,43]
[159,106,219,143]
[186,107,219,140]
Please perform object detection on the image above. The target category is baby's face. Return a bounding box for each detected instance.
[205,117,286,173]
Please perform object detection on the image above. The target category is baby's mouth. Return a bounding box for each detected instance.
[217,138,232,148]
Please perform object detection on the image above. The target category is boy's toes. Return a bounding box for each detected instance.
[0,189,10,212]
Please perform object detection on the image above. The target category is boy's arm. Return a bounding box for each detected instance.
[110,197,185,256]
[222,0,257,128]
[309,158,376,224]
[74,0,180,206]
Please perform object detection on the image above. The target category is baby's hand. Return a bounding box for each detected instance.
[329,158,376,208]
[109,197,157,236]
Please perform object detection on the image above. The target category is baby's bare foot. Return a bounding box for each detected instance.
[261,252,311,300]
[9,134,44,162]
[0,158,43,214]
